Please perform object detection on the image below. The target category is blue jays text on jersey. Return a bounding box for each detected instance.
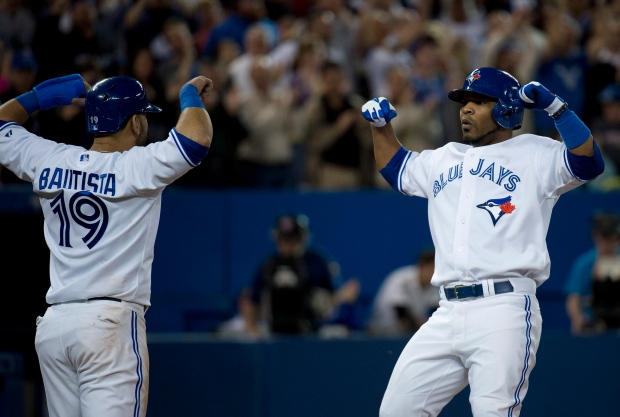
[433,158,521,198]
[38,166,116,195]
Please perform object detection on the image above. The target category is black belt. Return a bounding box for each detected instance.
[88,297,122,302]
[444,281,514,300]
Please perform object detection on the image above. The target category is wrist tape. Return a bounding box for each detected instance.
[554,109,591,149]
[16,90,40,115]
[179,84,205,111]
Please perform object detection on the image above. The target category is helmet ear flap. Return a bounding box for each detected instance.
[492,98,524,130]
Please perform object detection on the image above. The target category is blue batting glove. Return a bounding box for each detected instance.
[518,81,565,116]
[361,97,397,127]
[33,74,86,111]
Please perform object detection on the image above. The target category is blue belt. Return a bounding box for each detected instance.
[444,281,514,300]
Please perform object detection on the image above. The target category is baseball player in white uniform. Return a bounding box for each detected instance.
[361,67,605,416]
[0,73,214,416]
[367,249,439,335]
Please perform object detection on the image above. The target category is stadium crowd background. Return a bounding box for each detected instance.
[1,2,620,416]
[0,0,619,191]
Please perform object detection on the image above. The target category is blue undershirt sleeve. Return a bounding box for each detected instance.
[566,141,605,181]
[379,147,409,191]
[172,129,210,166]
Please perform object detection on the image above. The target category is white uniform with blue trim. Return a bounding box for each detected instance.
[0,121,206,417]
[380,133,584,417]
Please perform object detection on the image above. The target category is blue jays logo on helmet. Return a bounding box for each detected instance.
[476,196,516,226]
[448,67,524,130]
[466,69,481,86]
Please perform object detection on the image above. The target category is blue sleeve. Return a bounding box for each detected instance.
[564,250,596,296]
[566,141,605,181]
[379,147,409,191]
[171,129,209,166]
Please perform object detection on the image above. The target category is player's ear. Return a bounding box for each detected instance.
[130,114,141,136]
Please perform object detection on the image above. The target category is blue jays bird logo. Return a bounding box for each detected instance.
[466,70,481,86]
[476,196,516,226]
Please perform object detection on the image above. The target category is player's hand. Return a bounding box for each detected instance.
[361,97,397,127]
[71,80,92,107]
[187,76,213,97]
[518,81,565,116]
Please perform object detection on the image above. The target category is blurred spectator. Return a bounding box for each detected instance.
[360,8,418,98]
[302,60,373,189]
[374,63,442,188]
[0,48,38,184]
[583,0,620,126]
[0,0,36,49]
[31,0,73,81]
[151,17,199,114]
[593,82,620,167]
[245,213,361,337]
[67,0,119,75]
[310,0,361,90]
[565,212,620,335]
[201,0,278,59]
[215,288,264,338]
[283,34,326,185]
[191,0,224,55]
[228,22,280,96]
[236,55,295,187]
[479,7,546,133]
[367,248,438,336]
[531,11,587,139]
[409,30,462,145]
[123,0,187,59]
[174,58,247,187]
[126,47,174,142]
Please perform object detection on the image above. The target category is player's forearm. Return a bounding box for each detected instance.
[174,80,214,147]
[0,99,30,125]
[566,136,594,156]
[371,123,403,170]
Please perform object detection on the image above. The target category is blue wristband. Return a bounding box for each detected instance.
[33,74,86,111]
[15,90,40,115]
[179,84,205,111]
[554,109,591,149]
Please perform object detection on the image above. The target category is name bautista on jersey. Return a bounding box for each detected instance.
[433,158,521,198]
[38,167,116,195]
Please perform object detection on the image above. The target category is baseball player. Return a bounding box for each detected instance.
[361,67,605,416]
[0,73,213,417]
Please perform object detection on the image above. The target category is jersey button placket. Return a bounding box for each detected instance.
[454,153,476,276]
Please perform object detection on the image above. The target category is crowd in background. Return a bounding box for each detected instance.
[1,0,620,191]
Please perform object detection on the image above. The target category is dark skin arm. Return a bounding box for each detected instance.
[369,123,404,170]
[0,99,29,125]
[567,136,595,157]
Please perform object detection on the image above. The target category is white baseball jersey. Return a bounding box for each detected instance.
[395,134,584,287]
[368,265,440,333]
[0,121,202,307]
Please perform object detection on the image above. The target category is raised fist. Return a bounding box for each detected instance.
[518,81,565,116]
[361,97,397,127]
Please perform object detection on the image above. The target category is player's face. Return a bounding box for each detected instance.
[458,94,502,147]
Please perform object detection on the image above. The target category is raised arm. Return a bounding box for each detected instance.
[0,74,87,125]
[174,76,214,148]
[518,81,604,180]
[361,97,403,170]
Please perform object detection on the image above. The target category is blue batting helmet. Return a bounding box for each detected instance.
[448,67,524,130]
[85,76,161,134]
